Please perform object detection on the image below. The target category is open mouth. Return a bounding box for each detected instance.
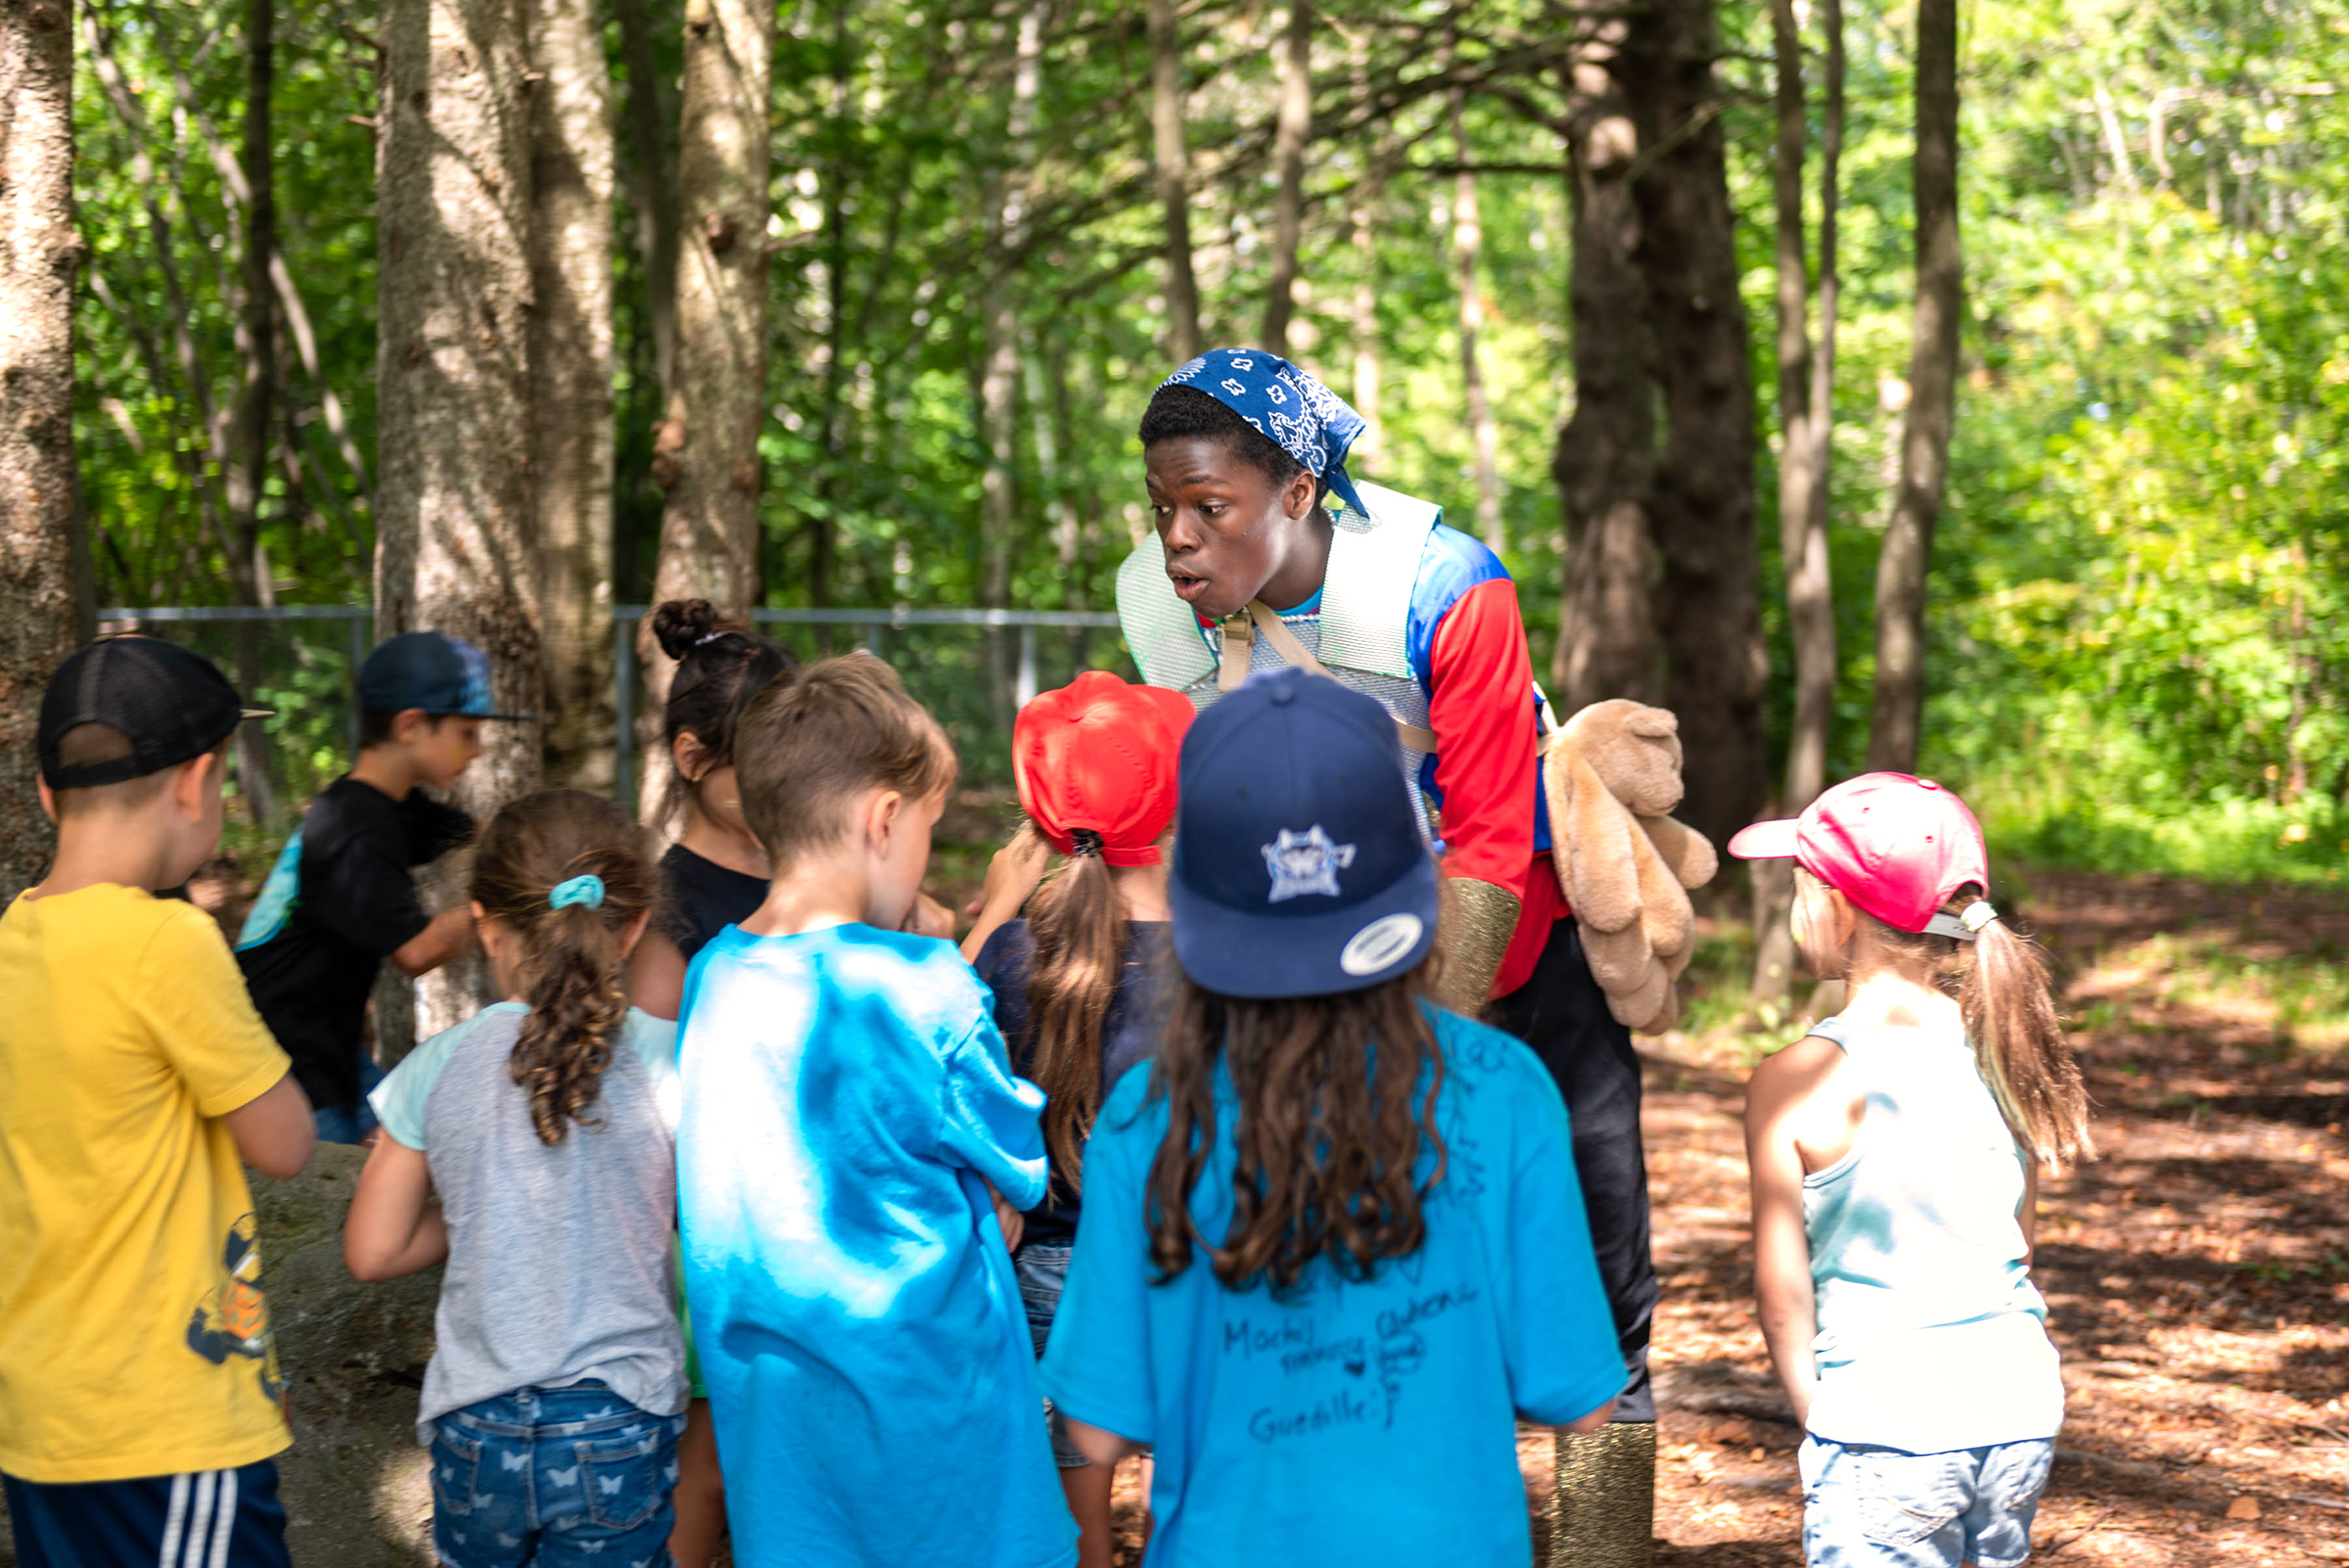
[1168,567,1211,603]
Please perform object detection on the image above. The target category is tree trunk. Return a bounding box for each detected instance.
[1754,0,1841,1004]
[1450,87,1502,546]
[1147,0,1200,363]
[1261,0,1311,353]
[1867,0,1959,775]
[980,4,1043,736]
[530,0,617,792]
[1348,30,1383,462]
[228,0,278,825]
[1554,0,1766,853]
[1554,11,1663,712]
[613,0,676,395]
[0,0,89,904]
[376,0,543,1041]
[641,0,773,820]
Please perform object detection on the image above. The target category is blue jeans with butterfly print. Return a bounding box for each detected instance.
[429,1381,685,1568]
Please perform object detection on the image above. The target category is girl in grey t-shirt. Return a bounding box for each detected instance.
[344,789,687,1568]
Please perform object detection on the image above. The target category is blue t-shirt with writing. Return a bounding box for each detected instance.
[676,922,1075,1568]
[1038,1006,1623,1568]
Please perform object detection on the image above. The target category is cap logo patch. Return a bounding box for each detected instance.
[1262,825,1356,903]
[1340,912,1424,976]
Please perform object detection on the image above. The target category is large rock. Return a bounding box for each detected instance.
[259,1142,440,1562]
[0,1144,441,1565]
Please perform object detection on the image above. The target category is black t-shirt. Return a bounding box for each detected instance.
[235,777,474,1112]
[659,845,769,961]
[972,919,1173,1249]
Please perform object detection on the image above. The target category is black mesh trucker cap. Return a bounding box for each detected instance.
[37,636,273,790]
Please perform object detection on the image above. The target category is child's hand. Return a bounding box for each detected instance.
[903,891,956,940]
[967,826,1052,921]
[990,1184,1026,1253]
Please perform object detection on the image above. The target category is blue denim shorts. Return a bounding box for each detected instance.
[1015,1242,1090,1470]
[430,1381,686,1568]
[1800,1435,2054,1568]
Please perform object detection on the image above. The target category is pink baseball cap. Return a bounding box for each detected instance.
[1727,772,1990,936]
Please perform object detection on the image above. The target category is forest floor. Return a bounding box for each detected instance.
[1087,866,2349,1564]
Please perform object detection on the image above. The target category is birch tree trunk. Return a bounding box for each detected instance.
[1148,0,1200,363]
[1754,0,1842,1004]
[979,5,1043,735]
[1450,87,1503,546]
[1261,0,1311,354]
[376,0,543,1041]
[530,0,617,791]
[1347,30,1383,461]
[0,0,89,904]
[1868,0,1960,774]
[642,0,773,820]
[228,0,278,824]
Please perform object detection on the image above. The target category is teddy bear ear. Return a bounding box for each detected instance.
[1626,707,1680,740]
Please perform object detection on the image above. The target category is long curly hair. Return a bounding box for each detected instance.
[471,790,656,1145]
[1145,959,1448,1296]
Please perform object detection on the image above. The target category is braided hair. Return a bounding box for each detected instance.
[470,790,657,1145]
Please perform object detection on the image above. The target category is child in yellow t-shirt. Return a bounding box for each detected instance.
[0,637,315,1566]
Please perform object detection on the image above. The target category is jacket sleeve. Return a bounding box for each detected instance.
[1425,575,1541,890]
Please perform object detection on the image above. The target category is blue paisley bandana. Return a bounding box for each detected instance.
[1159,347,1371,519]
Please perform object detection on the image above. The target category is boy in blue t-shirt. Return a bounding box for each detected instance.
[1040,669,1624,1567]
[674,654,1073,1568]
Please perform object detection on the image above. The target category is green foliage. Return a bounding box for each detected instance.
[60,0,2349,877]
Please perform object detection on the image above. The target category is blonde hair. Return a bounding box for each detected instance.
[1798,870,2095,1171]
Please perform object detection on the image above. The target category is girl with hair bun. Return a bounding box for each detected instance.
[631,599,799,1019]
[342,789,686,1568]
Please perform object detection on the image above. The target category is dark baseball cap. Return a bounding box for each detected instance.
[38,636,273,790]
[359,631,535,721]
[1168,667,1440,998]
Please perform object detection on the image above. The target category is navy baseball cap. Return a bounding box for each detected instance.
[359,631,534,720]
[1169,667,1440,998]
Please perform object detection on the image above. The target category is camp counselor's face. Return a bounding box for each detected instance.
[1144,436,1322,622]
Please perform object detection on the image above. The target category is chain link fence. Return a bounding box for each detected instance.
[98,604,1133,828]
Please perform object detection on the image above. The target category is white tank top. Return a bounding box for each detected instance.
[1801,1014,2064,1453]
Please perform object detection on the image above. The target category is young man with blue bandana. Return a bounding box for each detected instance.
[1116,349,1661,1565]
[236,632,528,1142]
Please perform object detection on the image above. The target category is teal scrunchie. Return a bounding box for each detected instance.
[549,873,606,911]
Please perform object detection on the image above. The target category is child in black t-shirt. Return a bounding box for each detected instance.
[627,601,797,1029]
[235,631,530,1143]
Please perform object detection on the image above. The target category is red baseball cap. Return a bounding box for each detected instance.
[1013,671,1195,867]
[1727,771,1989,935]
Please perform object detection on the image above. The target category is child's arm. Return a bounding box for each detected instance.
[631,930,689,1021]
[1059,1415,1142,1467]
[958,826,1052,962]
[392,905,477,980]
[1744,1042,1836,1427]
[988,1181,1025,1253]
[2019,1160,2039,1268]
[344,1134,450,1281]
[223,1072,315,1179]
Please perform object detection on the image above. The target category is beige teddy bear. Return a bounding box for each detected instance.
[1543,699,1719,1033]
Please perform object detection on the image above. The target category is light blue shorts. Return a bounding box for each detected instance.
[1799,1435,2054,1568]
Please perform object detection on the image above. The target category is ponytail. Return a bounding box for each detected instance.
[471,790,657,1145]
[1957,900,2095,1171]
[1021,823,1126,1195]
